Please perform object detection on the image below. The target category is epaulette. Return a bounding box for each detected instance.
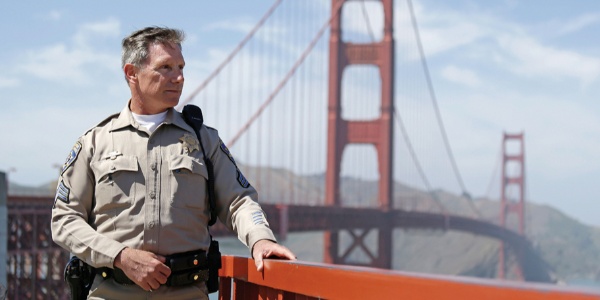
[82,112,120,135]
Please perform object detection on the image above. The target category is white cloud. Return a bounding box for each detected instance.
[202,19,254,34]
[440,65,481,87]
[341,1,385,42]
[17,18,120,85]
[443,89,600,184]
[393,2,600,87]
[73,17,120,47]
[37,10,63,22]
[394,1,489,61]
[557,13,600,35]
[0,77,19,88]
[18,43,110,84]
[388,1,600,226]
[47,10,63,21]
[496,34,600,86]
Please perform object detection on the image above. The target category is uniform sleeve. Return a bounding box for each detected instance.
[204,128,276,250]
[51,136,126,268]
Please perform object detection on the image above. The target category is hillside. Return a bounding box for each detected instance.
[241,165,600,287]
[8,166,600,288]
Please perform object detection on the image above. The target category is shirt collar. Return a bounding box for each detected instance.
[109,102,195,134]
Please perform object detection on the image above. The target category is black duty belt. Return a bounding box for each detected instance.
[98,249,209,287]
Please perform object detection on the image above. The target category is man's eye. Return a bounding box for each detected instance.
[162,65,171,70]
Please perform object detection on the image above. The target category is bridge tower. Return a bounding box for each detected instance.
[324,0,395,269]
[498,132,526,280]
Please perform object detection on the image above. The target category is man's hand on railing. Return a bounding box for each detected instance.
[251,239,296,272]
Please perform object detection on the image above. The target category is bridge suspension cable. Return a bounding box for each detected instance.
[356,0,448,213]
[407,0,481,218]
[180,0,284,107]
[360,0,376,42]
[486,140,503,200]
[227,0,346,147]
[393,108,448,213]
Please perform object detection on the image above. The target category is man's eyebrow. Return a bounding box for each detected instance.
[151,57,173,66]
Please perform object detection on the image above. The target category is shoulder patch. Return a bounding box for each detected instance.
[61,141,82,175]
[219,140,237,166]
[218,139,251,188]
[237,170,250,188]
[54,180,70,208]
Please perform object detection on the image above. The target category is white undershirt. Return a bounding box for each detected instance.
[131,110,168,133]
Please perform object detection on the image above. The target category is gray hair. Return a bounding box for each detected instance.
[121,26,185,69]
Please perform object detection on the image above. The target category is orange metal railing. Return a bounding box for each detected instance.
[218,256,600,300]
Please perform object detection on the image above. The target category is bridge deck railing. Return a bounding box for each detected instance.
[218,255,600,300]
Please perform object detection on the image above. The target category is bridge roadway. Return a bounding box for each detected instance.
[210,204,554,283]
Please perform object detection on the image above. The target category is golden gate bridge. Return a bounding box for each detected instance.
[3,0,600,299]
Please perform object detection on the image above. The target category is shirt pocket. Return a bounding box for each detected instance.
[91,156,138,213]
[169,154,208,210]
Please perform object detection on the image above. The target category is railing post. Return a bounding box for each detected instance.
[218,276,231,300]
[0,172,7,289]
[278,205,288,241]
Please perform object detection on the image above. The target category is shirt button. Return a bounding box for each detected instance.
[110,166,116,171]
[150,192,156,199]
[151,164,156,171]
[149,221,154,228]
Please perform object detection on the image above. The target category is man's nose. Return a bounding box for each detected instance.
[173,70,184,83]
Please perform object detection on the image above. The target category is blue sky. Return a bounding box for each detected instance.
[1,1,599,227]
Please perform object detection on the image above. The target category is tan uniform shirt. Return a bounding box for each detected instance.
[51,105,275,268]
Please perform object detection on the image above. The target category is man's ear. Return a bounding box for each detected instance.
[123,63,137,83]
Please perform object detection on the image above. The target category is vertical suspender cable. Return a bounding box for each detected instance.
[227,0,345,147]
[181,0,285,107]
[485,139,502,200]
[289,2,297,204]
[298,4,306,202]
[407,0,464,190]
[407,0,481,217]
[393,108,448,213]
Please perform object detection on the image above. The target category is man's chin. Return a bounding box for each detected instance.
[164,98,180,108]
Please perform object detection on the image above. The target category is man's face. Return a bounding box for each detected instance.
[135,42,185,114]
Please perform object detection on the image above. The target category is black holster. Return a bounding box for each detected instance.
[64,256,95,300]
[206,240,222,293]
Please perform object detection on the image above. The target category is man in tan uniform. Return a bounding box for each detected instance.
[51,26,295,299]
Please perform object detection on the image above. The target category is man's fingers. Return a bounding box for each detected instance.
[148,278,161,290]
[277,246,296,260]
[252,239,297,272]
[154,269,169,285]
[155,254,167,264]
[265,245,295,260]
[255,256,264,272]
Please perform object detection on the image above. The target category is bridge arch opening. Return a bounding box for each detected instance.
[341,65,382,121]
[340,144,380,208]
[341,0,384,43]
